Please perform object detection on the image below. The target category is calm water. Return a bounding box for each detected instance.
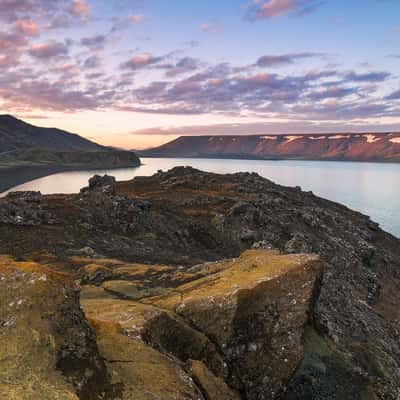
[1,157,399,238]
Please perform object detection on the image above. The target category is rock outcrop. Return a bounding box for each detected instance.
[0,250,321,400]
[0,167,399,398]
[80,249,321,400]
[0,256,118,400]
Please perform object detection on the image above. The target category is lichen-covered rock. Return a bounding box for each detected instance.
[89,319,206,400]
[82,298,228,378]
[188,360,240,400]
[149,250,321,399]
[0,256,118,400]
[80,249,321,399]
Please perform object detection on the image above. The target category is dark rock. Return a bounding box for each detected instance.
[81,174,117,195]
[0,167,400,399]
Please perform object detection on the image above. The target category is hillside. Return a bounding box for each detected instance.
[0,115,141,194]
[0,114,107,153]
[139,133,400,162]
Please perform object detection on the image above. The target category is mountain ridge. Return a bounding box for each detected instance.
[0,114,108,153]
[139,132,400,162]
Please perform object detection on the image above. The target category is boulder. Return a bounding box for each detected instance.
[149,250,321,400]
[81,174,116,195]
[0,256,118,399]
[89,320,205,400]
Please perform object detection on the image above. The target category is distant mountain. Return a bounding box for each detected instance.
[0,114,107,153]
[139,133,400,162]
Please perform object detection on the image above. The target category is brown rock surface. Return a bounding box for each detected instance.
[148,250,321,399]
[81,249,321,400]
[1,167,399,398]
[89,320,205,400]
[188,360,241,400]
[0,256,117,400]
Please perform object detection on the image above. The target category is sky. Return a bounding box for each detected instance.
[0,0,399,149]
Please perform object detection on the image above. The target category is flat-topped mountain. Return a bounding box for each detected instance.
[0,114,107,153]
[139,132,400,162]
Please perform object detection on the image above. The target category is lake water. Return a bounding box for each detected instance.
[1,157,399,238]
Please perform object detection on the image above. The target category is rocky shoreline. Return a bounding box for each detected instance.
[0,167,399,399]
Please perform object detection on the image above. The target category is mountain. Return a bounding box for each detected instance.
[139,132,400,162]
[0,115,141,194]
[0,114,107,153]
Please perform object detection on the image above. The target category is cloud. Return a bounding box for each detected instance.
[385,89,400,100]
[29,41,69,59]
[68,0,90,19]
[247,0,323,20]
[81,34,107,49]
[256,52,321,67]
[200,23,223,33]
[163,57,202,77]
[83,54,102,69]
[130,14,145,23]
[0,30,27,50]
[131,120,400,137]
[15,19,40,36]
[308,86,357,100]
[121,53,164,70]
[344,71,390,82]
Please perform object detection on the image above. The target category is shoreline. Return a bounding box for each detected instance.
[0,163,142,195]
[137,154,400,164]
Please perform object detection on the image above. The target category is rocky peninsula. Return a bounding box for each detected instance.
[0,167,399,399]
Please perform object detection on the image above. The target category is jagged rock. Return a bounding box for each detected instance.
[1,167,400,398]
[81,263,113,285]
[188,360,240,400]
[79,249,321,399]
[148,250,321,400]
[0,256,118,400]
[82,298,228,378]
[80,174,117,196]
[0,190,56,225]
[89,320,205,400]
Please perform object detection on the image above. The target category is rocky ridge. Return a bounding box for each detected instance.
[0,167,399,399]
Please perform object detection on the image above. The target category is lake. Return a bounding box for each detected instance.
[1,157,399,238]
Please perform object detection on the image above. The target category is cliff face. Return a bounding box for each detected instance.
[0,168,400,399]
[140,133,400,162]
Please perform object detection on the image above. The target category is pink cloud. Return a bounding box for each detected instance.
[69,0,90,19]
[15,19,40,36]
[256,0,297,18]
[29,41,69,59]
[200,23,223,33]
[0,31,27,50]
[130,15,145,23]
[248,0,322,20]
[121,53,164,70]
